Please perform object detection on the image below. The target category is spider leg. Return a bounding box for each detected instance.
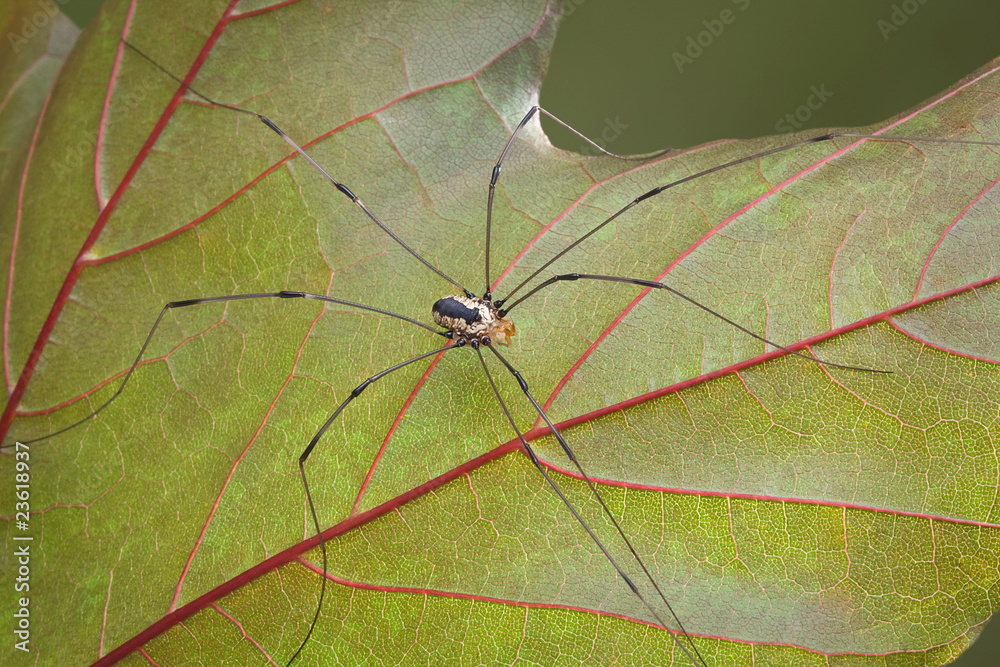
[9,291,447,448]
[289,339,465,666]
[485,342,709,667]
[484,106,673,298]
[13,274,461,664]
[496,132,1000,306]
[123,39,474,299]
[474,343,707,667]
[501,272,888,373]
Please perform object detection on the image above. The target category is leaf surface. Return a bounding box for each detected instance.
[2,1,999,665]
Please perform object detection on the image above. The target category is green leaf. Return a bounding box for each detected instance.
[3,1,999,665]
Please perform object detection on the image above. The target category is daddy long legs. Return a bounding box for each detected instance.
[4,2,1000,665]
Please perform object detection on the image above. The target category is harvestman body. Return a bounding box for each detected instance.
[11,39,1000,667]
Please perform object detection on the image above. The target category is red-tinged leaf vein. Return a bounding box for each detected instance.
[914,172,1000,298]
[95,0,139,210]
[0,0,241,438]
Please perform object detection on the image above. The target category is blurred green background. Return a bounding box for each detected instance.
[47,1,1000,665]
[540,0,1000,152]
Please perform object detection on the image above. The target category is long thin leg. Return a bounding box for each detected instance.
[486,343,709,667]
[288,339,464,667]
[501,272,889,374]
[473,344,705,667]
[123,40,474,299]
[16,290,447,446]
[484,106,673,297]
[495,132,1000,305]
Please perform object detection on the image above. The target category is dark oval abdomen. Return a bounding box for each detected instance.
[432,297,481,324]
